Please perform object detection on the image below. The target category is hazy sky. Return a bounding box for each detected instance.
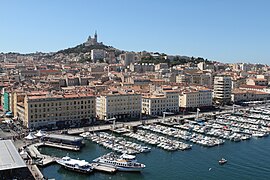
[1,0,270,64]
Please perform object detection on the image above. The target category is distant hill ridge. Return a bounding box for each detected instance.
[57,43,110,54]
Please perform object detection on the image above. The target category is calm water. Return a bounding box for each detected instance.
[40,135,270,180]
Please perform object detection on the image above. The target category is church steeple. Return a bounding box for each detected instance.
[94,30,97,42]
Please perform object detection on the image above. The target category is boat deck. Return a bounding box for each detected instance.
[91,163,117,173]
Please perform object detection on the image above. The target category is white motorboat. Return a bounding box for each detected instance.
[93,152,145,172]
[56,156,93,173]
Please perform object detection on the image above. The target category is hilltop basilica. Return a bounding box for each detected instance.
[84,31,103,46]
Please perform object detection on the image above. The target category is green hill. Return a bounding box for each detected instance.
[57,43,110,54]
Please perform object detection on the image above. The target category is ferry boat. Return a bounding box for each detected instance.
[93,152,146,172]
[56,156,94,173]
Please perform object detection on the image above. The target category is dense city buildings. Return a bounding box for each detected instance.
[1,33,270,130]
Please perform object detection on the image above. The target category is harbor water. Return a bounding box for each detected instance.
[40,135,270,180]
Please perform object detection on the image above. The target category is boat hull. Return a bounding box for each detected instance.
[57,161,93,174]
[93,162,145,172]
[116,166,145,172]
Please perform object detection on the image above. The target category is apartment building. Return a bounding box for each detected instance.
[231,89,270,103]
[96,90,141,120]
[176,72,212,87]
[246,77,268,86]
[179,87,212,109]
[129,63,155,73]
[213,75,232,104]
[142,89,179,116]
[18,93,96,129]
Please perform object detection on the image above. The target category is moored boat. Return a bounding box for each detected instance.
[93,152,145,172]
[56,156,93,173]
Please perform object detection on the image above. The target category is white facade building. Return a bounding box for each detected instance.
[213,75,232,104]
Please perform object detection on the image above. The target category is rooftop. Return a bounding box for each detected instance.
[240,85,268,89]
[0,140,26,171]
[45,134,83,142]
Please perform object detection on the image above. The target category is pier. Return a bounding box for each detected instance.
[27,143,57,166]
[27,164,44,180]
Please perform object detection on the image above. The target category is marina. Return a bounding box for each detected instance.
[18,106,270,179]
[40,133,270,180]
[85,132,151,154]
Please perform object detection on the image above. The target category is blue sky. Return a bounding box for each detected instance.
[1,0,270,64]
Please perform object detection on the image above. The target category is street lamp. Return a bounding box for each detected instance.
[196,108,200,120]
[162,112,174,123]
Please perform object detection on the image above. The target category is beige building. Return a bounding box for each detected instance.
[232,89,270,103]
[176,72,212,87]
[246,78,268,86]
[213,75,232,104]
[142,90,179,116]
[17,93,96,129]
[239,85,270,93]
[96,90,141,120]
[179,87,212,109]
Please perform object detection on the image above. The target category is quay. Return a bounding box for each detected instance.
[92,163,117,173]
[27,143,57,166]
[27,164,44,180]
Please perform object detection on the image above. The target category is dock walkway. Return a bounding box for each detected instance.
[27,143,56,166]
[27,164,44,180]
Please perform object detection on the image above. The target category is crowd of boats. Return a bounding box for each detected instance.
[140,124,224,147]
[124,129,192,151]
[78,108,270,153]
[80,132,151,154]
